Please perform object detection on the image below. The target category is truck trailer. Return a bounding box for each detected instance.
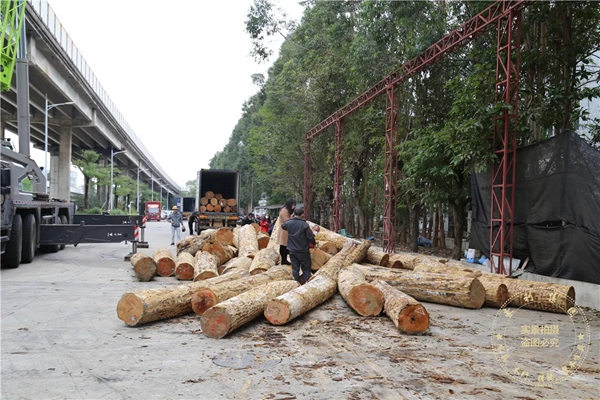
[195,169,240,232]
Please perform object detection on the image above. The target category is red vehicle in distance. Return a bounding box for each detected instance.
[144,201,162,221]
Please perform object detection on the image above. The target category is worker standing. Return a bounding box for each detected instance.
[167,206,184,245]
[281,206,316,284]
[276,198,296,265]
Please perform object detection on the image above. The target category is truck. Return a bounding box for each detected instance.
[195,169,240,232]
[172,196,195,220]
[142,201,161,221]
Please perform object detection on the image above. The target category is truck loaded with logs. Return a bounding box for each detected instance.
[194,169,240,233]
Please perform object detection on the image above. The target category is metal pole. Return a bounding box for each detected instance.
[151,173,154,201]
[44,96,49,193]
[110,148,114,211]
[137,162,140,214]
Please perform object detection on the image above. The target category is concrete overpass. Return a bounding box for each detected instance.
[1,0,180,205]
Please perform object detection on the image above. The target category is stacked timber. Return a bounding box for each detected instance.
[199,191,237,213]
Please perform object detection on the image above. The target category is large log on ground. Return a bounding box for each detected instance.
[308,222,354,250]
[175,252,195,280]
[413,263,482,278]
[238,224,259,258]
[249,248,281,275]
[477,274,575,313]
[264,274,337,325]
[338,265,384,317]
[310,248,331,271]
[200,280,300,339]
[232,226,240,249]
[257,231,270,249]
[316,240,338,255]
[202,241,235,266]
[194,251,220,281]
[365,248,390,267]
[309,242,356,281]
[153,248,176,277]
[372,280,430,335]
[116,269,249,326]
[191,265,294,315]
[354,264,486,309]
[220,256,252,275]
[177,233,212,256]
[130,253,157,282]
[267,218,281,250]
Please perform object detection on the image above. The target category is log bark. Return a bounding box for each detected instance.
[477,274,575,313]
[130,253,157,282]
[264,274,337,325]
[219,256,252,275]
[116,269,249,326]
[354,264,486,309]
[191,265,294,315]
[249,248,281,275]
[413,263,482,278]
[338,265,384,317]
[232,226,240,249]
[308,222,354,250]
[257,231,270,249]
[194,251,220,281]
[310,242,356,281]
[309,248,331,271]
[267,218,281,250]
[177,231,215,256]
[238,224,259,258]
[365,248,390,267]
[372,280,430,335]
[316,241,338,255]
[202,241,235,266]
[175,252,195,281]
[200,280,300,339]
[251,222,260,233]
[153,248,176,277]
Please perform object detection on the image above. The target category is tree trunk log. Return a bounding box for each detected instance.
[200,280,300,339]
[365,248,390,267]
[338,265,384,317]
[177,230,215,256]
[354,264,486,309]
[153,248,176,277]
[175,252,195,281]
[238,224,259,258]
[316,241,338,255]
[249,248,281,275]
[310,242,356,281]
[205,191,214,199]
[309,248,331,271]
[200,197,208,206]
[202,241,235,266]
[372,280,430,335]
[220,256,252,275]
[257,231,270,249]
[264,274,337,325]
[194,251,220,281]
[308,222,354,250]
[267,218,281,251]
[191,265,293,315]
[227,198,237,207]
[130,253,157,282]
[413,263,482,278]
[116,269,248,326]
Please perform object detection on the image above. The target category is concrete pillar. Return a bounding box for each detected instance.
[56,126,72,201]
[49,153,59,197]
[1,120,5,140]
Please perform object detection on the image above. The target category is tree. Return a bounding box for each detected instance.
[73,150,109,210]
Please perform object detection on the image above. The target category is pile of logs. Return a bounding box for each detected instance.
[199,191,237,213]
[120,221,576,339]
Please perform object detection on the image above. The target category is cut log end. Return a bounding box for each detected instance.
[470,279,486,309]
[175,264,194,281]
[389,260,404,269]
[117,293,143,326]
[194,271,219,281]
[200,307,231,339]
[191,289,219,315]
[398,304,430,335]
[264,299,290,325]
[157,260,176,277]
[348,284,384,317]
[250,268,266,275]
[491,283,509,307]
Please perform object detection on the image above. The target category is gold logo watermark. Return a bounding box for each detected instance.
[490,287,590,387]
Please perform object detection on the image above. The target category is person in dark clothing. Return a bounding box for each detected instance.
[188,212,198,235]
[281,206,317,284]
[241,213,255,226]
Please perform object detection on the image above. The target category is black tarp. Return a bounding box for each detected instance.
[469,131,600,284]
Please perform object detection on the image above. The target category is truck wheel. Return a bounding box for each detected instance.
[59,215,67,250]
[40,217,60,253]
[21,213,36,264]
[3,214,23,268]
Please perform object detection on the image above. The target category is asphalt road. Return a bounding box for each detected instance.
[2,220,598,399]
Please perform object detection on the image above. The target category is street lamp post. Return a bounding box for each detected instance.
[44,96,75,193]
[110,148,126,212]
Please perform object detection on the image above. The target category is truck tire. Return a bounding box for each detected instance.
[40,217,59,253]
[3,214,23,268]
[21,213,36,264]
[59,215,67,250]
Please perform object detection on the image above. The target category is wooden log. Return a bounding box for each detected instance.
[210,198,218,206]
[316,240,339,255]
[220,256,252,275]
[477,274,575,313]
[413,263,482,278]
[116,269,249,326]
[249,248,281,275]
[238,224,259,258]
[267,218,281,250]
[194,251,220,281]
[338,265,384,317]
[264,274,337,325]
[216,246,239,274]
[354,264,486,309]
[232,226,240,249]
[200,197,208,206]
[177,230,216,256]
[215,193,223,201]
[387,253,411,269]
[200,205,207,212]
[191,265,294,315]
[308,222,354,250]
[201,280,300,339]
[257,231,270,249]
[310,242,356,281]
[365,248,390,267]
[310,248,332,271]
[227,198,237,207]
[212,227,234,246]
[130,253,157,282]
[372,280,430,335]
[206,204,214,212]
[251,222,260,233]
[218,198,227,208]
[213,204,222,212]
[202,241,235,266]
[153,248,176,277]
[175,252,195,281]
[205,191,214,199]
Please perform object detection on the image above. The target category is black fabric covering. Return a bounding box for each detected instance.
[469,131,600,284]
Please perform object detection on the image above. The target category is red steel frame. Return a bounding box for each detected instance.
[332,119,344,232]
[490,9,522,275]
[303,0,528,265]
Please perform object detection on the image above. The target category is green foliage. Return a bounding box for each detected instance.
[81,207,103,214]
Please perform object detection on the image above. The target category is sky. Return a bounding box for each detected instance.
[39,0,304,189]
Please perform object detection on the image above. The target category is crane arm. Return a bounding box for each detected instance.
[1,0,26,92]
